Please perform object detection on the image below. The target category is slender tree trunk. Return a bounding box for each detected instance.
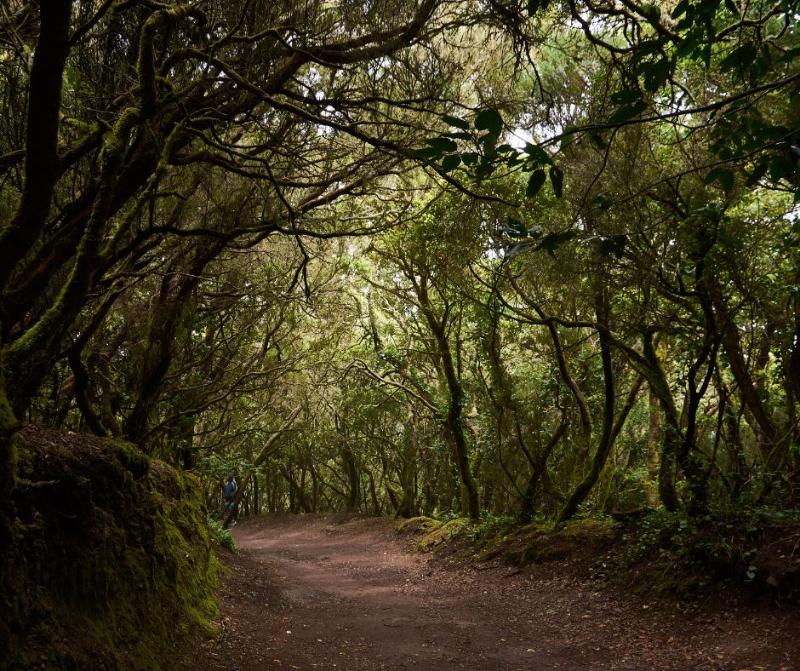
[646,386,661,506]
[556,287,616,527]
[425,315,479,517]
[368,471,381,515]
[397,412,418,518]
[707,276,779,460]
[521,418,568,522]
[341,447,360,510]
[407,271,479,520]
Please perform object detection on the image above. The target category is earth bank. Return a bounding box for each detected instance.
[2,426,219,671]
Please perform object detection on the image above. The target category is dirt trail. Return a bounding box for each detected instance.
[186,514,799,671]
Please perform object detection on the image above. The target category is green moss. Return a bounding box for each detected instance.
[416,517,470,550]
[503,518,618,565]
[395,515,441,535]
[110,439,150,479]
[558,518,615,539]
[4,428,220,671]
[0,381,19,503]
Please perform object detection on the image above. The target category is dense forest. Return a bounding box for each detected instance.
[1,0,799,524]
[0,0,800,668]
[2,0,799,524]
[1,1,799,665]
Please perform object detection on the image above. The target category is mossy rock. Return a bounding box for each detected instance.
[503,518,618,566]
[3,426,219,671]
[395,516,442,535]
[416,518,471,551]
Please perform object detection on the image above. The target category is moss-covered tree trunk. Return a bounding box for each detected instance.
[0,375,18,554]
[646,386,662,506]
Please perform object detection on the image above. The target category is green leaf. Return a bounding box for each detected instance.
[704,167,735,193]
[588,132,607,151]
[549,165,564,197]
[441,154,461,172]
[592,192,613,210]
[482,134,499,157]
[442,114,470,130]
[701,44,712,68]
[525,143,552,165]
[610,89,643,105]
[411,146,440,160]
[476,158,494,179]
[642,3,660,21]
[607,100,649,124]
[769,154,795,183]
[505,217,528,238]
[642,57,670,92]
[749,45,773,80]
[426,137,458,153]
[526,169,547,198]
[537,230,577,256]
[505,152,527,167]
[632,40,663,64]
[717,146,733,160]
[781,46,800,65]
[675,32,701,58]
[746,160,768,186]
[720,42,758,74]
[474,108,504,135]
[675,14,695,32]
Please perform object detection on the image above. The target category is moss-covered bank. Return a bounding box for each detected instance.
[1,426,219,671]
[397,512,800,604]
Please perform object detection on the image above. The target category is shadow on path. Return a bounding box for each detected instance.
[183,514,798,671]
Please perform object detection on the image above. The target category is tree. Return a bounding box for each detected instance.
[0,0,494,533]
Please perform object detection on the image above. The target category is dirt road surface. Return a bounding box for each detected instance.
[185,514,799,671]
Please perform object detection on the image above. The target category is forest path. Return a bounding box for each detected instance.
[186,514,798,671]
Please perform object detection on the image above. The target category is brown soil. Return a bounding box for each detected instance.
[184,514,800,671]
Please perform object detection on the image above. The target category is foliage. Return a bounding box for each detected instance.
[207,516,237,553]
[615,508,800,601]
[0,0,798,614]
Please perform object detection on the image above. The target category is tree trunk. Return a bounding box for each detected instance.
[0,0,74,285]
[646,385,661,506]
[342,447,361,511]
[556,294,616,527]
[0,371,19,552]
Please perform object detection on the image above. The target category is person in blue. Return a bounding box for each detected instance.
[223,474,238,528]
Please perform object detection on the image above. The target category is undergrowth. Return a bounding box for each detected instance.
[207,516,237,552]
[613,508,800,602]
[397,508,800,604]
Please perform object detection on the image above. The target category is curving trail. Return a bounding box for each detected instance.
[186,514,798,671]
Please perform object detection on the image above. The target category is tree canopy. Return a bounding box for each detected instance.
[1,0,798,539]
